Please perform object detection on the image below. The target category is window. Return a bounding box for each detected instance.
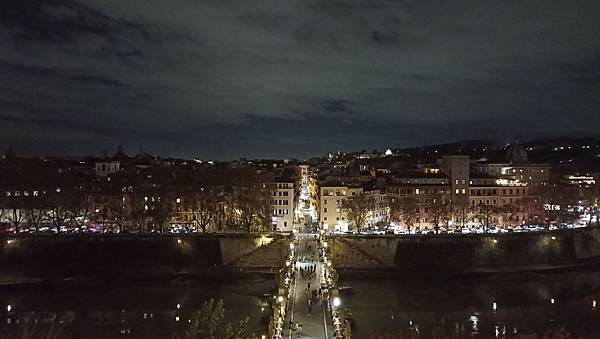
[324,208,328,213]
[324,199,327,205]
[462,189,466,194]
[455,189,459,194]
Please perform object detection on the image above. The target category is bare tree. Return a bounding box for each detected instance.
[342,193,374,233]
[540,186,578,229]
[71,192,92,231]
[188,188,219,233]
[0,192,6,226]
[148,189,173,233]
[390,196,418,232]
[100,195,128,232]
[429,191,449,234]
[227,168,273,233]
[0,312,69,339]
[472,203,500,233]
[47,189,75,233]
[5,193,26,233]
[452,195,470,230]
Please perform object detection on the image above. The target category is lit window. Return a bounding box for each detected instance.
[455,189,459,194]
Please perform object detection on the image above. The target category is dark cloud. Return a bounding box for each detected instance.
[0,0,599,159]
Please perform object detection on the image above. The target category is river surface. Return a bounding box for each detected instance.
[341,269,600,338]
[0,277,276,339]
[3,270,600,339]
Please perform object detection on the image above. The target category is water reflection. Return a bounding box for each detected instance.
[342,270,600,338]
[0,279,275,339]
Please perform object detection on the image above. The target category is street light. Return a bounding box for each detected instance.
[290,243,295,250]
[278,296,284,303]
[332,297,341,308]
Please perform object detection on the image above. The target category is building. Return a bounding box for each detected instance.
[386,171,451,231]
[95,161,121,177]
[319,183,387,232]
[270,180,295,232]
[469,174,538,226]
[474,145,550,193]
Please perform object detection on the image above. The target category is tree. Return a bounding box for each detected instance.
[428,192,449,234]
[342,193,374,233]
[227,168,273,233]
[177,299,257,339]
[540,186,578,228]
[5,193,25,233]
[100,195,128,232]
[390,196,418,231]
[472,204,500,233]
[453,195,471,230]
[498,203,519,228]
[0,192,6,226]
[149,192,172,233]
[0,312,68,339]
[71,192,92,231]
[46,188,75,233]
[188,188,219,233]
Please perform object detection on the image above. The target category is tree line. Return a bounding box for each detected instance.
[0,166,279,234]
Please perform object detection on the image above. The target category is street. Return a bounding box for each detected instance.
[286,234,333,339]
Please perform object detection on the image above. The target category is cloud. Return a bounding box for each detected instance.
[0,0,599,158]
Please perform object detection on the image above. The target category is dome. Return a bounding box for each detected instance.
[506,143,528,164]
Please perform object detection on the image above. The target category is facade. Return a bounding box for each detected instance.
[270,180,295,232]
[319,184,387,232]
[469,175,537,226]
[500,164,550,192]
[474,146,550,193]
[95,161,121,177]
[386,172,451,231]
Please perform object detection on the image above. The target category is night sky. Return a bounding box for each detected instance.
[1,0,599,159]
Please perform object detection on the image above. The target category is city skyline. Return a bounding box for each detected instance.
[1,0,600,159]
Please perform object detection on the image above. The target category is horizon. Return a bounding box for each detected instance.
[4,134,600,161]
